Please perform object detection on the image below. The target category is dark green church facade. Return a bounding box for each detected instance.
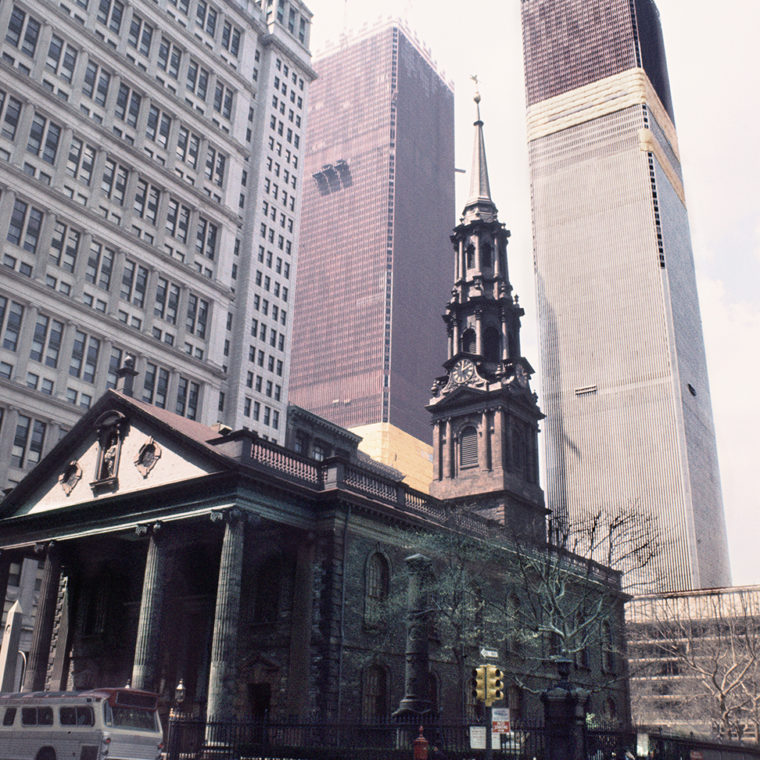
[0,102,629,727]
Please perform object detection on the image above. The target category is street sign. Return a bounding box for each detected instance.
[492,707,510,734]
[480,647,498,659]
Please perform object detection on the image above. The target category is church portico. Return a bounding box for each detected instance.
[0,90,630,728]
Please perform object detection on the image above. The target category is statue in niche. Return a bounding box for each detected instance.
[91,410,128,491]
[101,430,119,479]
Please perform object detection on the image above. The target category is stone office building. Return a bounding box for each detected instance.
[0,0,315,497]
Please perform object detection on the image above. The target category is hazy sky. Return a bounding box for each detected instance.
[303,0,760,585]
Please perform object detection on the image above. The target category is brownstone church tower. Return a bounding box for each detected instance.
[429,95,545,540]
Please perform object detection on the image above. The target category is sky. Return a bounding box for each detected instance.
[303,0,760,585]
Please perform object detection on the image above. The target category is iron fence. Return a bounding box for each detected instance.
[166,715,760,760]
[166,715,547,760]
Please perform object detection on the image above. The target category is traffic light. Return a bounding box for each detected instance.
[471,666,486,701]
[485,666,504,706]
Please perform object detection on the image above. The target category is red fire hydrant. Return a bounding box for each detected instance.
[413,726,429,760]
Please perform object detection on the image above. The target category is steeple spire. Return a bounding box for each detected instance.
[427,81,545,538]
[463,86,498,223]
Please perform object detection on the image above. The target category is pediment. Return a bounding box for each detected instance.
[427,384,491,410]
[1,391,232,520]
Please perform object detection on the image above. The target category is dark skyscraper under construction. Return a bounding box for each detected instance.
[290,21,455,487]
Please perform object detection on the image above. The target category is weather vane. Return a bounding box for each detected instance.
[470,74,482,118]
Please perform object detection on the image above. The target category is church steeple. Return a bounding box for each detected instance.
[463,92,497,224]
[428,93,546,540]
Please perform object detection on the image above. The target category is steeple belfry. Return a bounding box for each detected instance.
[428,94,546,540]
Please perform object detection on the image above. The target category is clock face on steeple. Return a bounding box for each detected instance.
[451,358,475,385]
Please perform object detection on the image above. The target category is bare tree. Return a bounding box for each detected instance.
[550,503,664,594]
[628,588,760,741]
[505,510,638,697]
[380,501,660,717]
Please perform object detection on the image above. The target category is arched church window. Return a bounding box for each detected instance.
[365,552,390,626]
[461,329,476,354]
[483,327,500,363]
[466,244,475,269]
[362,663,388,720]
[481,242,492,268]
[459,426,478,469]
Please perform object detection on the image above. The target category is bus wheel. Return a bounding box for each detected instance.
[36,749,56,760]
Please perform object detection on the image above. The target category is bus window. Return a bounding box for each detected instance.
[60,706,95,726]
[2,707,15,726]
[105,704,158,731]
[22,707,53,725]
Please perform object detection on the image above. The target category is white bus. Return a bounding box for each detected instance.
[0,688,163,760]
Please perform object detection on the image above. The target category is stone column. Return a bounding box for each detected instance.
[131,523,168,691]
[206,509,245,725]
[0,552,10,614]
[432,422,441,481]
[501,313,510,361]
[442,419,452,480]
[492,408,504,472]
[393,554,432,720]
[480,411,491,471]
[475,308,483,354]
[286,535,315,717]
[23,542,61,691]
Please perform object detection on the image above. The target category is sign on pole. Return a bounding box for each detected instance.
[480,647,498,660]
[492,707,511,734]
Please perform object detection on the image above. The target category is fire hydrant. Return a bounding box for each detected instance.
[413,726,429,760]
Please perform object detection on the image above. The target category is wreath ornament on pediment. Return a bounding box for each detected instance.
[59,460,82,496]
[134,437,162,478]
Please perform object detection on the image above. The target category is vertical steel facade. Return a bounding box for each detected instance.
[522,0,730,590]
[289,23,455,443]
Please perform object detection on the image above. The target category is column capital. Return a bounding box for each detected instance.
[33,540,58,557]
[135,521,163,539]
[210,508,260,526]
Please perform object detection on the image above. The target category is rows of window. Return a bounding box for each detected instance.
[1,90,229,240]
[5,0,245,128]
[270,0,309,46]
[4,190,218,282]
[256,246,291,279]
[3,17,235,178]
[247,344,283,377]
[242,396,279,429]
[0,298,203,424]
[249,316,285,351]
[245,370,281,401]
[2,193,216,352]
[263,174,297,209]
[166,0,242,57]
